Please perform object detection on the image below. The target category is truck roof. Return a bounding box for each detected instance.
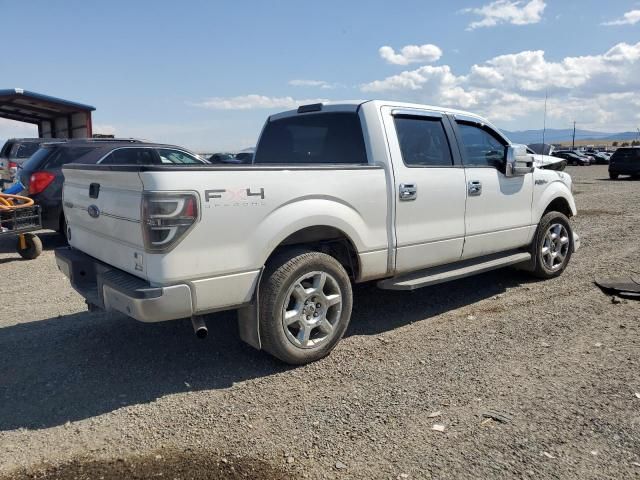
[272,99,486,118]
[268,100,509,141]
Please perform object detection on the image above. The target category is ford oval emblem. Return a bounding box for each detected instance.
[88,205,100,218]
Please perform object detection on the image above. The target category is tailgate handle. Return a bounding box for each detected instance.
[89,183,100,199]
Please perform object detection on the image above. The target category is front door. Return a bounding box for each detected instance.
[451,118,534,260]
[382,107,467,274]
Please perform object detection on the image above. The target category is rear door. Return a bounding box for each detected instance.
[451,117,534,260]
[382,106,467,274]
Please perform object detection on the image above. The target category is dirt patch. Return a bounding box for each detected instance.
[477,303,507,314]
[578,208,623,216]
[1,450,288,480]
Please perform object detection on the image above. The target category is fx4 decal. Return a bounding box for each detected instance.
[204,188,266,207]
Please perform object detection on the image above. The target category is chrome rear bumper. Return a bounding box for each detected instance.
[55,247,193,322]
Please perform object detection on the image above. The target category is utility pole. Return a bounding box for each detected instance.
[572,121,576,151]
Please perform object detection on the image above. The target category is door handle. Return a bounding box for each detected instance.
[468,180,482,196]
[399,183,417,201]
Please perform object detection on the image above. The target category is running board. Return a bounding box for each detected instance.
[378,251,532,291]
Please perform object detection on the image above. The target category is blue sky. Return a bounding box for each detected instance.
[1,0,639,151]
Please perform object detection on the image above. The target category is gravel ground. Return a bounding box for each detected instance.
[0,165,638,479]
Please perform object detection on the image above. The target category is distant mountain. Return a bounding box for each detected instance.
[501,128,639,144]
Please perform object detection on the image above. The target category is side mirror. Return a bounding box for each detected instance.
[505,144,535,177]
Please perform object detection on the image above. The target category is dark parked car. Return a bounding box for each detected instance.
[553,150,591,166]
[585,150,610,164]
[209,152,241,164]
[18,139,208,236]
[208,150,254,164]
[609,147,640,179]
[0,138,63,185]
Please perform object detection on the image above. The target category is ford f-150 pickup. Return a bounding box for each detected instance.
[55,100,580,364]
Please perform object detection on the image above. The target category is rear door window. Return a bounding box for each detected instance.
[254,112,368,164]
[394,116,453,167]
[101,148,159,165]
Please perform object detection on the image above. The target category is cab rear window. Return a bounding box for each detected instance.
[254,112,368,165]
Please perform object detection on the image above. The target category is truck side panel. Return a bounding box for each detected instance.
[138,167,389,309]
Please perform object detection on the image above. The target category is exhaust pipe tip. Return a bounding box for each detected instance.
[191,316,208,339]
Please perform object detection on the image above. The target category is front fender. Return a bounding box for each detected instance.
[533,178,577,222]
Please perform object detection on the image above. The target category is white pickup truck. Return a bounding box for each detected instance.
[56,100,580,364]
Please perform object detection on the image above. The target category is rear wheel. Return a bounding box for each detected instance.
[259,250,353,365]
[17,233,42,260]
[529,212,573,279]
[609,172,619,180]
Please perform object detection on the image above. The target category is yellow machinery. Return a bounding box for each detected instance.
[0,193,42,259]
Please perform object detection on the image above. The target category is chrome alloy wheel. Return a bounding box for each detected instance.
[281,271,343,349]
[541,223,570,271]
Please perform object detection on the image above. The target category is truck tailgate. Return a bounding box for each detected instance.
[63,167,147,279]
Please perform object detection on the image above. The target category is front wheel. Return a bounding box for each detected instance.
[529,212,573,279]
[259,250,353,365]
[609,172,619,180]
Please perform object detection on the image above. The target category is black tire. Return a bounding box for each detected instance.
[17,233,43,260]
[529,212,573,279]
[259,249,353,365]
[609,172,619,180]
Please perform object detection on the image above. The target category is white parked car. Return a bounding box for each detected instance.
[56,100,580,364]
[526,147,567,171]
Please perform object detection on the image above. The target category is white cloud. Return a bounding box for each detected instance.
[288,79,338,89]
[191,94,329,110]
[378,44,443,65]
[360,41,640,131]
[463,0,546,30]
[602,9,640,26]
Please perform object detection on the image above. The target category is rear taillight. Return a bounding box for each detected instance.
[142,192,199,252]
[8,162,17,169]
[29,171,56,195]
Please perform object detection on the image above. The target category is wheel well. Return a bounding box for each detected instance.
[544,197,573,218]
[269,226,360,280]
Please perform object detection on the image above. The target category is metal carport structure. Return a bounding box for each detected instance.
[0,88,95,138]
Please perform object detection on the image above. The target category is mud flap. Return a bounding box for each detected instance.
[237,268,264,349]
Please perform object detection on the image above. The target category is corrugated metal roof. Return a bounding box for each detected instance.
[0,88,95,125]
